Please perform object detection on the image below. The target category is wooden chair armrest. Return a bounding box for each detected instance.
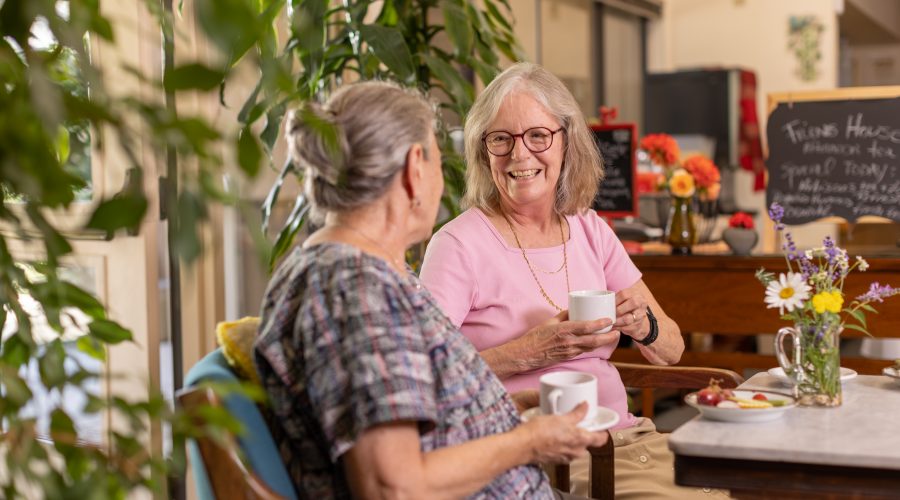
[549,432,615,500]
[612,361,744,389]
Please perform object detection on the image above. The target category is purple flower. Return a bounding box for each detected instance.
[823,236,838,265]
[856,282,900,303]
[769,203,785,230]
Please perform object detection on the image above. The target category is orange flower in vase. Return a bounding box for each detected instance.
[682,155,721,201]
[668,169,696,198]
[640,133,680,168]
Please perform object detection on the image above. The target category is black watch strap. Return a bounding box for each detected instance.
[637,306,659,346]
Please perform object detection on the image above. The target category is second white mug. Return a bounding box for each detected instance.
[539,371,598,423]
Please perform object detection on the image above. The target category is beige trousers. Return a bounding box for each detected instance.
[569,418,730,499]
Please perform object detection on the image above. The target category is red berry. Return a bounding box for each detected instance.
[752,393,768,401]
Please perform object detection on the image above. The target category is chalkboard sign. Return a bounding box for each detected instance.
[591,124,637,217]
[766,89,900,224]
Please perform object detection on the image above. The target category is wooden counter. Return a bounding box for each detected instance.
[610,254,900,375]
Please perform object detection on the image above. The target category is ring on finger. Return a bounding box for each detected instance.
[631,311,638,323]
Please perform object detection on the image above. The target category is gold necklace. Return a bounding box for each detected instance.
[334,223,405,272]
[502,212,570,312]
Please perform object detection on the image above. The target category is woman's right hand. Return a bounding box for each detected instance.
[518,402,609,464]
[508,311,618,372]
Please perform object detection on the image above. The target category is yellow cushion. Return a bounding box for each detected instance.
[216,316,262,385]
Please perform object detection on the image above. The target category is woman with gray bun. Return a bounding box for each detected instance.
[254,80,608,499]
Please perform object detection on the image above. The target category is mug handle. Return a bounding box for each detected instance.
[548,389,563,415]
[775,326,802,384]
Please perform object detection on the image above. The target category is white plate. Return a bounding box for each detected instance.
[767,366,857,386]
[520,406,620,432]
[684,390,796,423]
[883,366,900,385]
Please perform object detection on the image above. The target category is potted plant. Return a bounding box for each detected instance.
[229,0,525,269]
[1,0,522,496]
[723,212,757,256]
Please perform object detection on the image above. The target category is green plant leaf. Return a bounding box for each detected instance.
[55,125,71,164]
[858,303,878,314]
[261,102,287,151]
[58,281,106,318]
[847,308,867,328]
[237,127,263,177]
[88,318,133,344]
[194,0,262,66]
[469,58,498,86]
[0,370,33,406]
[39,340,67,389]
[85,194,149,236]
[442,1,474,57]
[843,323,870,335]
[483,0,514,31]
[76,335,106,361]
[291,0,328,62]
[1,334,32,367]
[261,158,297,233]
[359,25,415,82]
[422,53,473,110]
[269,197,309,271]
[163,63,226,91]
[26,205,73,261]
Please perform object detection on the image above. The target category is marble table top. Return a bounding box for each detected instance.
[668,373,900,470]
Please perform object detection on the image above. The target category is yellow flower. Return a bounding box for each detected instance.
[669,169,696,198]
[811,290,844,314]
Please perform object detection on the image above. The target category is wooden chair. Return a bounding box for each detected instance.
[550,361,745,500]
[178,386,286,500]
[178,348,296,500]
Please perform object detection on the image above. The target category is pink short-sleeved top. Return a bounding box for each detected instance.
[419,208,642,429]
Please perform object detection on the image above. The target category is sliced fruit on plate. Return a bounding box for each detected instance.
[728,397,773,409]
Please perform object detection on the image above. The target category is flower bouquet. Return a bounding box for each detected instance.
[756,203,900,406]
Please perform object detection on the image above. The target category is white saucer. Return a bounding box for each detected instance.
[520,406,620,432]
[767,366,857,386]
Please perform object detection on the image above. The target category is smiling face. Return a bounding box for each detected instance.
[486,91,565,214]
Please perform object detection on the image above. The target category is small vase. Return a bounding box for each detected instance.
[774,323,842,407]
[665,196,696,255]
[722,227,758,256]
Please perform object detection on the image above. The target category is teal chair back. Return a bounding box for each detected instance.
[181,348,297,500]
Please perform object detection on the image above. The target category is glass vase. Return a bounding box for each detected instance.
[665,196,696,255]
[774,323,842,407]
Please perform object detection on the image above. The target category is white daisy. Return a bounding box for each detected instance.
[764,272,811,314]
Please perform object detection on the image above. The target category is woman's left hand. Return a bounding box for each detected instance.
[613,286,650,341]
[611,280,684,365]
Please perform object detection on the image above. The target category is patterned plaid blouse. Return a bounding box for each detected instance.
[254,243,553,499]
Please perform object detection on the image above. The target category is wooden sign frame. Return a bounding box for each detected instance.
[767,85,900,116]
[590,123,638,218]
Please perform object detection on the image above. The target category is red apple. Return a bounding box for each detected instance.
[696,388,723,406]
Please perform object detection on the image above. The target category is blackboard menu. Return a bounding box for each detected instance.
[766,97,900,224]
[591,124,637,217]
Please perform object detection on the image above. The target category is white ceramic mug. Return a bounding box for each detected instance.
[539,371,598,423]
[568,289,616,333]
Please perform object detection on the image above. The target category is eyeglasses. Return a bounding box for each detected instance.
[482,127,565,157]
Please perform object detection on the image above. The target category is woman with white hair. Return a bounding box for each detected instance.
[254,80,608,499]
[421,63,725,498]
